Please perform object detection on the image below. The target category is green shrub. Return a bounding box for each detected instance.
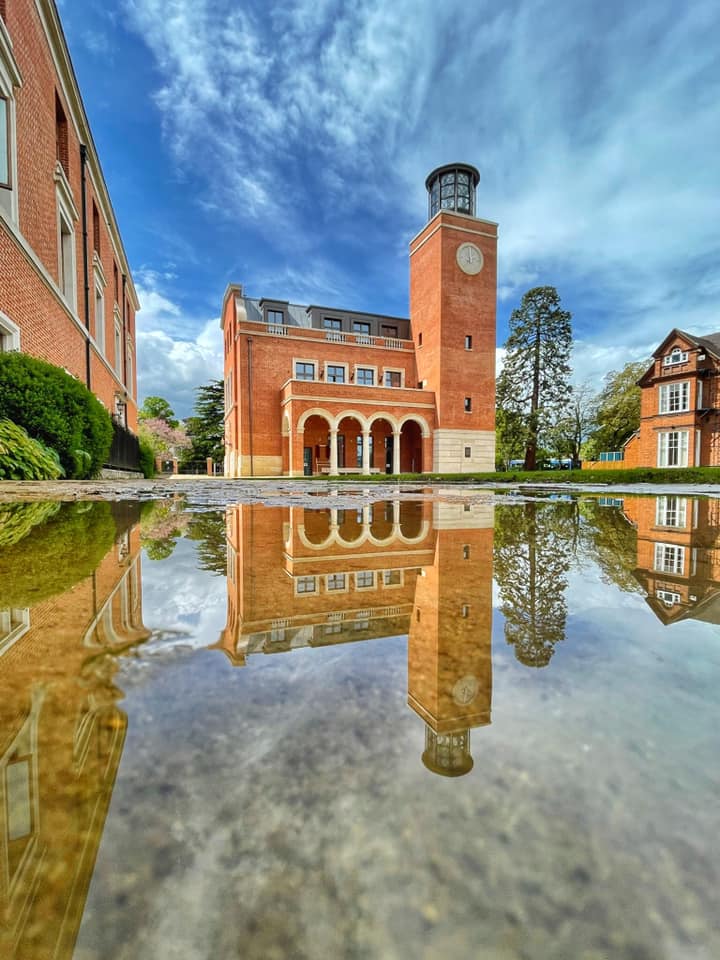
[0,352,113,478]
[0,419,65,480]
[0,500,62,546]
[139,438,156,478]
[0,501,117,607]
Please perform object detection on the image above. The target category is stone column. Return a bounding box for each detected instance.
[362,429,371,475]
[329,428,339,474]
[392,429,401,475]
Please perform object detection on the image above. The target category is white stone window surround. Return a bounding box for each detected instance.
[0,308,20,350]
[353,363,377,386]
[655,495,687,528]
[293,357,317,381]
[355,570,376,590]
[113,317,123,378]
[93,252,106,355]
[325,573,348,593]
[126,341,135,399]
[383,367,405,388]
[295,575,318,596]
[324,360,349,384]
[658,380,690,414]
[0,16,21,224]
[663,347,689,367]
[54,162,79,311]
[654,543,685,575]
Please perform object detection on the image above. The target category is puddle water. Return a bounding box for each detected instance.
[0,495,718,959]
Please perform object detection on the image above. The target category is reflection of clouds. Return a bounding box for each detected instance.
[141,539,227,649]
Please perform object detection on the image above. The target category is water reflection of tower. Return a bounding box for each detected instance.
[407,503,494,777]
[0,503,149,959]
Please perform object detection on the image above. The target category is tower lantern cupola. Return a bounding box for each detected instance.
[425,163,480,220]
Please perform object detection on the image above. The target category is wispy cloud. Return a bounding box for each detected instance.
[122,0,720,395]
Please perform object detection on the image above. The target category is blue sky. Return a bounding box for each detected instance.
[58,0,720,418]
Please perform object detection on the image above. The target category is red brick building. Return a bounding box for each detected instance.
[627,329,720,468]
[222,164,497,475]
[0,0,139,431]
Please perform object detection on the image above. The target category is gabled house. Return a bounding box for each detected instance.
[636,329,720,468]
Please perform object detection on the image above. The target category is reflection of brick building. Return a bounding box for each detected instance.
[216,500,494,776]
[221,164,497,476]
[624,495,720,623]
[0,505,148,958]
[629,330,720,468]
[0,1,139,428]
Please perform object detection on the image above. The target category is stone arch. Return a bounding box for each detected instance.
[398,413,430,438]
[333,409,369,431]
[297,407,333,433]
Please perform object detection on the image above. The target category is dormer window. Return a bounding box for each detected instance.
[267,309,283,325]
[663,347,688,366]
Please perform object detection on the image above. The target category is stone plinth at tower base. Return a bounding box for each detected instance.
[433,429,495,473]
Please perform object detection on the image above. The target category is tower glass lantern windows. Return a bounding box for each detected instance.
[426,164,479,218]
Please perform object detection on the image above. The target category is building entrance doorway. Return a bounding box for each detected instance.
[303,447,313,476]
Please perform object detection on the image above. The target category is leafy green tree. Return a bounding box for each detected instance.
[139,396,179,428]
[546,383,597,464]
[577,498,643,594]
[496,286,573,469]
[186,512,227,574]
[584,360,647,458]
[181,380,225,469]
[495,408,527,469]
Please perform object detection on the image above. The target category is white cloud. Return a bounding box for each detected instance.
[135,273,222,417]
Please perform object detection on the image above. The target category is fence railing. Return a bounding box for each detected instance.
[105,420,140,471]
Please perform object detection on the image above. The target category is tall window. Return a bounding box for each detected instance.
[464,396,472,412]
[356,367,374,385]
[58,210,75,306]
[92,201,100,252]
[658,430,689,467]
[655,496,687,527]
[294,361,315,380]
[0,94,9,189]
[113,262,119,303]
[114,320,123,378]
[94,282,105,354]
[465,335,473,350]
[659,381,689,413]
[126,343,134,397]
[327,365,345,383]
[654,543,685,575]
[356,434,373,466]
[55,92,68,175]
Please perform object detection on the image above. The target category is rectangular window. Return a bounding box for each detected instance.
[663,348,688,366]
[655,496,687,527]
[659,381,689,413]
[383,570,401,586]
[355,571,374,588]
[323,317,342,330]
[114,321,123,377]
[6,760,33,841]
[294,361,315,380]
[55,92,68,174]
[58,211,75,306]
[356,367,374,385]
[327,365,345,383]
[92,201,100,252]
[267,309,284,325]
[352,321,371,335]
[464,397,472,412]
[382,325,398,338]
[658,430,689,467]
[113,263,119,303]
[657,589,681,606]
[465,335,473,350]
[326,574,346,591]
[296,576,317,594]
[654,543,685,575]
[95,285,105,354]
[464,446,471,458]
[418,332,423,347]
[463,545,470,559]
[384,370,401,388]
[0,95,9,188]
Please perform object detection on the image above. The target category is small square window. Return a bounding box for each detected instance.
[356,571,374,588]
[327,574,346,591]
[382,325,398,338]
[465,335,472,350]
[323,317,342,330]
[267,309,284,325]
[384,371,402,388]
[295,361,315,380]
[464,397,472,412]
[356,367,374,385]
[296,576,317,594]
[353,321,371,335]
[383,570,401,586]
[464,446,471,458]
[327,365,345,383]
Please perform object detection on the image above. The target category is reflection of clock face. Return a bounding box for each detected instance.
[456,242,484,275]
[452,675,479,706]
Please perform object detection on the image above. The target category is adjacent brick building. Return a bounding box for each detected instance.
[222,164,497,475]
[0,0,139,430]
[629,329,720,469]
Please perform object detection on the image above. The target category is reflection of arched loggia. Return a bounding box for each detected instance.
[296,504,430,550]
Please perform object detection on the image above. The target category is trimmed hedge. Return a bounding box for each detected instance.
[291,466,720,485]
[0,419,64,480]
[0,352,113,478]
[139,438,156,478]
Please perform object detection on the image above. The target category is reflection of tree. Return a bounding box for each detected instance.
[578,499,642,595]
[494,501,574,667]
[140,499,189,561]
[186,512,227,575]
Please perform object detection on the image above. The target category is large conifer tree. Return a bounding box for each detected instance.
[496,286,573,469]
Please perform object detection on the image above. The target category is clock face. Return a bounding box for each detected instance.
[456,242,484,275]
[452,675,479,706]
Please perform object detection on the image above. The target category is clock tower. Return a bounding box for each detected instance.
[409,163,498,472]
